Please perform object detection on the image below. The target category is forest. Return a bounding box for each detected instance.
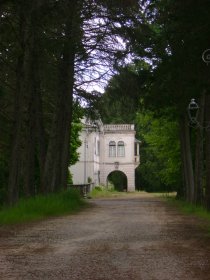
[0,0,210,209]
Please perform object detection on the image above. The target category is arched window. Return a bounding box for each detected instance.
[109,141,116,157]
[117,141,125,157]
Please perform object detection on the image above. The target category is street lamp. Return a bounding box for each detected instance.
[188,98,210,130]
[188,98,199,126]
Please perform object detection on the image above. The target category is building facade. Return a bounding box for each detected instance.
[69,119,140,191]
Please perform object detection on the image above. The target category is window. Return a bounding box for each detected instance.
[117,141,125,157]
[109,141,116,157]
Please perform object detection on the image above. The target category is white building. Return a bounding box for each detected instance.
[70,119,140,191]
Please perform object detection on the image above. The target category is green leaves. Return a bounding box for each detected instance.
[136,110,181,191]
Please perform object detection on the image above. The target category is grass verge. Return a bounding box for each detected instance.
[0,189,87,225]
[153,193,210,235]
[166,196,210,222]
[90,186,122,198]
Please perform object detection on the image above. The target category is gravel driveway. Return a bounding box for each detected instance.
[1,192,210,280]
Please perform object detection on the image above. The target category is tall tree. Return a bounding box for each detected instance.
[41,0,79,193]
[98,63,151,123]
[0,0,143,205]
[125,0,210,203]
[8,1,44,203]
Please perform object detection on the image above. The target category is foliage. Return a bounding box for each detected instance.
[0,189,87,225]
[136,111,181,192]
[112,0,210,205]
[98,55,182,193]
[1,0,209,209]
[98,63,151,123]
[0,0,141,205]
[107,171,127,191]
[69,102,84,166]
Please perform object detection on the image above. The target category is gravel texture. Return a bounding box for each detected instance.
[1,192,210,279]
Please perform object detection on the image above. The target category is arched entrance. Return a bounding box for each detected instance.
[107,170,128,192]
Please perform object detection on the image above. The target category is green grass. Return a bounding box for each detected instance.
[0,189,87,225]
[153,193,210,235]
[90,186,121,198]
[166,196,210,221]
[153,192,177,198]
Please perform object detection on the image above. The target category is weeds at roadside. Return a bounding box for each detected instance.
[90,186,120,198]
[165,196,210,235]
[0,189,87,225]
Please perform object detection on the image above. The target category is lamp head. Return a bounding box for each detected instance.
[188,98,199,123]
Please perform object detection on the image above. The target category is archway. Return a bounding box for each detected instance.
[107,170,128,192]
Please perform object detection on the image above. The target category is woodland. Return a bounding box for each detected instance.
[1,0,210,209]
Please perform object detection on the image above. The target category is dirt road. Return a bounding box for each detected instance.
[1,193,210,280]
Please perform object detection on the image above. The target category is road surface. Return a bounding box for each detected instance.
[1,192,210,279]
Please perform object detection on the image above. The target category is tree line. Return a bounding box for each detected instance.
[0,0,139,205]
[98,0,210,209]
[1,0,210,209]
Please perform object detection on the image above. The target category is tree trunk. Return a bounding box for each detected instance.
[205,94,210,210]
[20,2,44,197]
[22,2,47,196]
[7,8,28,205]
[8,2,45,203]
[194,92,205,205]
[41,1,77,193]
[22,25,36,197]
[179,115,194,203]
[35,81,47,193]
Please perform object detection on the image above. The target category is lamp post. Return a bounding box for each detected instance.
[188,98,210,130]
[187,98,202,204]
[188,98,199,126]
[187,97,210,206]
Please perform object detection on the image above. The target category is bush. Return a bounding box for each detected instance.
[94,186,102,191]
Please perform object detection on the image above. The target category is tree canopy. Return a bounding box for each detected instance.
[1,0,210,209]
[0,0,142,205]
[98,0,210,206]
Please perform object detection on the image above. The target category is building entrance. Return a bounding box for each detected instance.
[107,170,127,192]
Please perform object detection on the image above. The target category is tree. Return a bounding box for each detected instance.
[98,63,151,123]
[148,0,210,204]
[121,0,210,204]
[135,111,181,192]
[0,0,143,205]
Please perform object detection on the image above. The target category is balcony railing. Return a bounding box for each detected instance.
[104,124,134,131]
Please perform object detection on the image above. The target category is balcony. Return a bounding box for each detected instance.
[104,124,134,131]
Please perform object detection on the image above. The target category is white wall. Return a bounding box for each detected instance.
[99,129,137,191]
[70,126,100,185]
[69,122,140,191]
